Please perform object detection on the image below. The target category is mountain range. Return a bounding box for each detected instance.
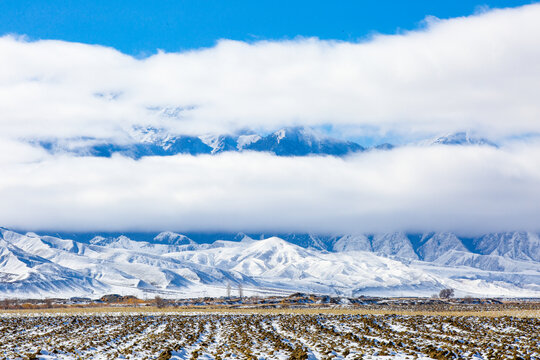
[1,228,538,299]
[33,127,494,159]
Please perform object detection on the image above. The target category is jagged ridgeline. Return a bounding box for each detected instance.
[0,228,538,298]
[31,126,495,159]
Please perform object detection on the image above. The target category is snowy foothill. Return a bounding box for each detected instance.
[0,228,539,299]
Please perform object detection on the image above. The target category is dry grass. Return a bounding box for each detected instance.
[2,305,539,318]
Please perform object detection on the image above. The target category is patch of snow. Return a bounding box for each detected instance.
[237,134,261,149]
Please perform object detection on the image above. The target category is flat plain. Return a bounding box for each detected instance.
[0,305,538,360]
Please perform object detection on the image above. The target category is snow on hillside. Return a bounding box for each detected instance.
[472,232,540,262]
[31,127,504,159]
[0,237,107,297]
[372,232,419,260]
[30,126,382,158]
[416,233,469,262]
[0,228,539,299]
[332,234,371,252]
[423,132,497,147]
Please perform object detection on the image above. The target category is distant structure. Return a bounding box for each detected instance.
[238,284,243,298]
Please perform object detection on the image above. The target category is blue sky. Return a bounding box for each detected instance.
[0,0,535,55]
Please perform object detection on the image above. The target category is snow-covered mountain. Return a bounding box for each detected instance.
[34,126,367,158]
[415,233,469,262]
[425,132,497,147]
[241,127,364,156]
[0,228,538,299]
[471,232,540,262]
[32,128,500,159]
[0,236,107,297]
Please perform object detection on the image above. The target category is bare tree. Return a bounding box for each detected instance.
[154,295,168,308]
[44,298,53,308]
[238,283,243,298]
[1,299,11,310]
[226,282,231,298]
[439,288,455,299]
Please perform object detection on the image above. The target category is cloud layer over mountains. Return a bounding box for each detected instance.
[1,3,540,139]
[1,4,539,233]
[1,143,540,234]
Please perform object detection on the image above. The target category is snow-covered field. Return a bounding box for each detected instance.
[0,312,538,359]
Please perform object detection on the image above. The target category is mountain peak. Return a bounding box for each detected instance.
[245,126,364,156]
[153,232,195,246]
[428,132,497,147]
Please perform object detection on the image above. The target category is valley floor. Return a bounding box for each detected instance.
[0,309,538,359]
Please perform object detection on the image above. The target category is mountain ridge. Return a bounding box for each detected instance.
[32,127,497,159]
[1,228,538,299]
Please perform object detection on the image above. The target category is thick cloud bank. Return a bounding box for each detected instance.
[0,4,540,139]
[1,144,539,234]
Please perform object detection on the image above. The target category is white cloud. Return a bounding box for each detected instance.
[1,144,539,234]
[1,4,540,233]
[0,4,540,140]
